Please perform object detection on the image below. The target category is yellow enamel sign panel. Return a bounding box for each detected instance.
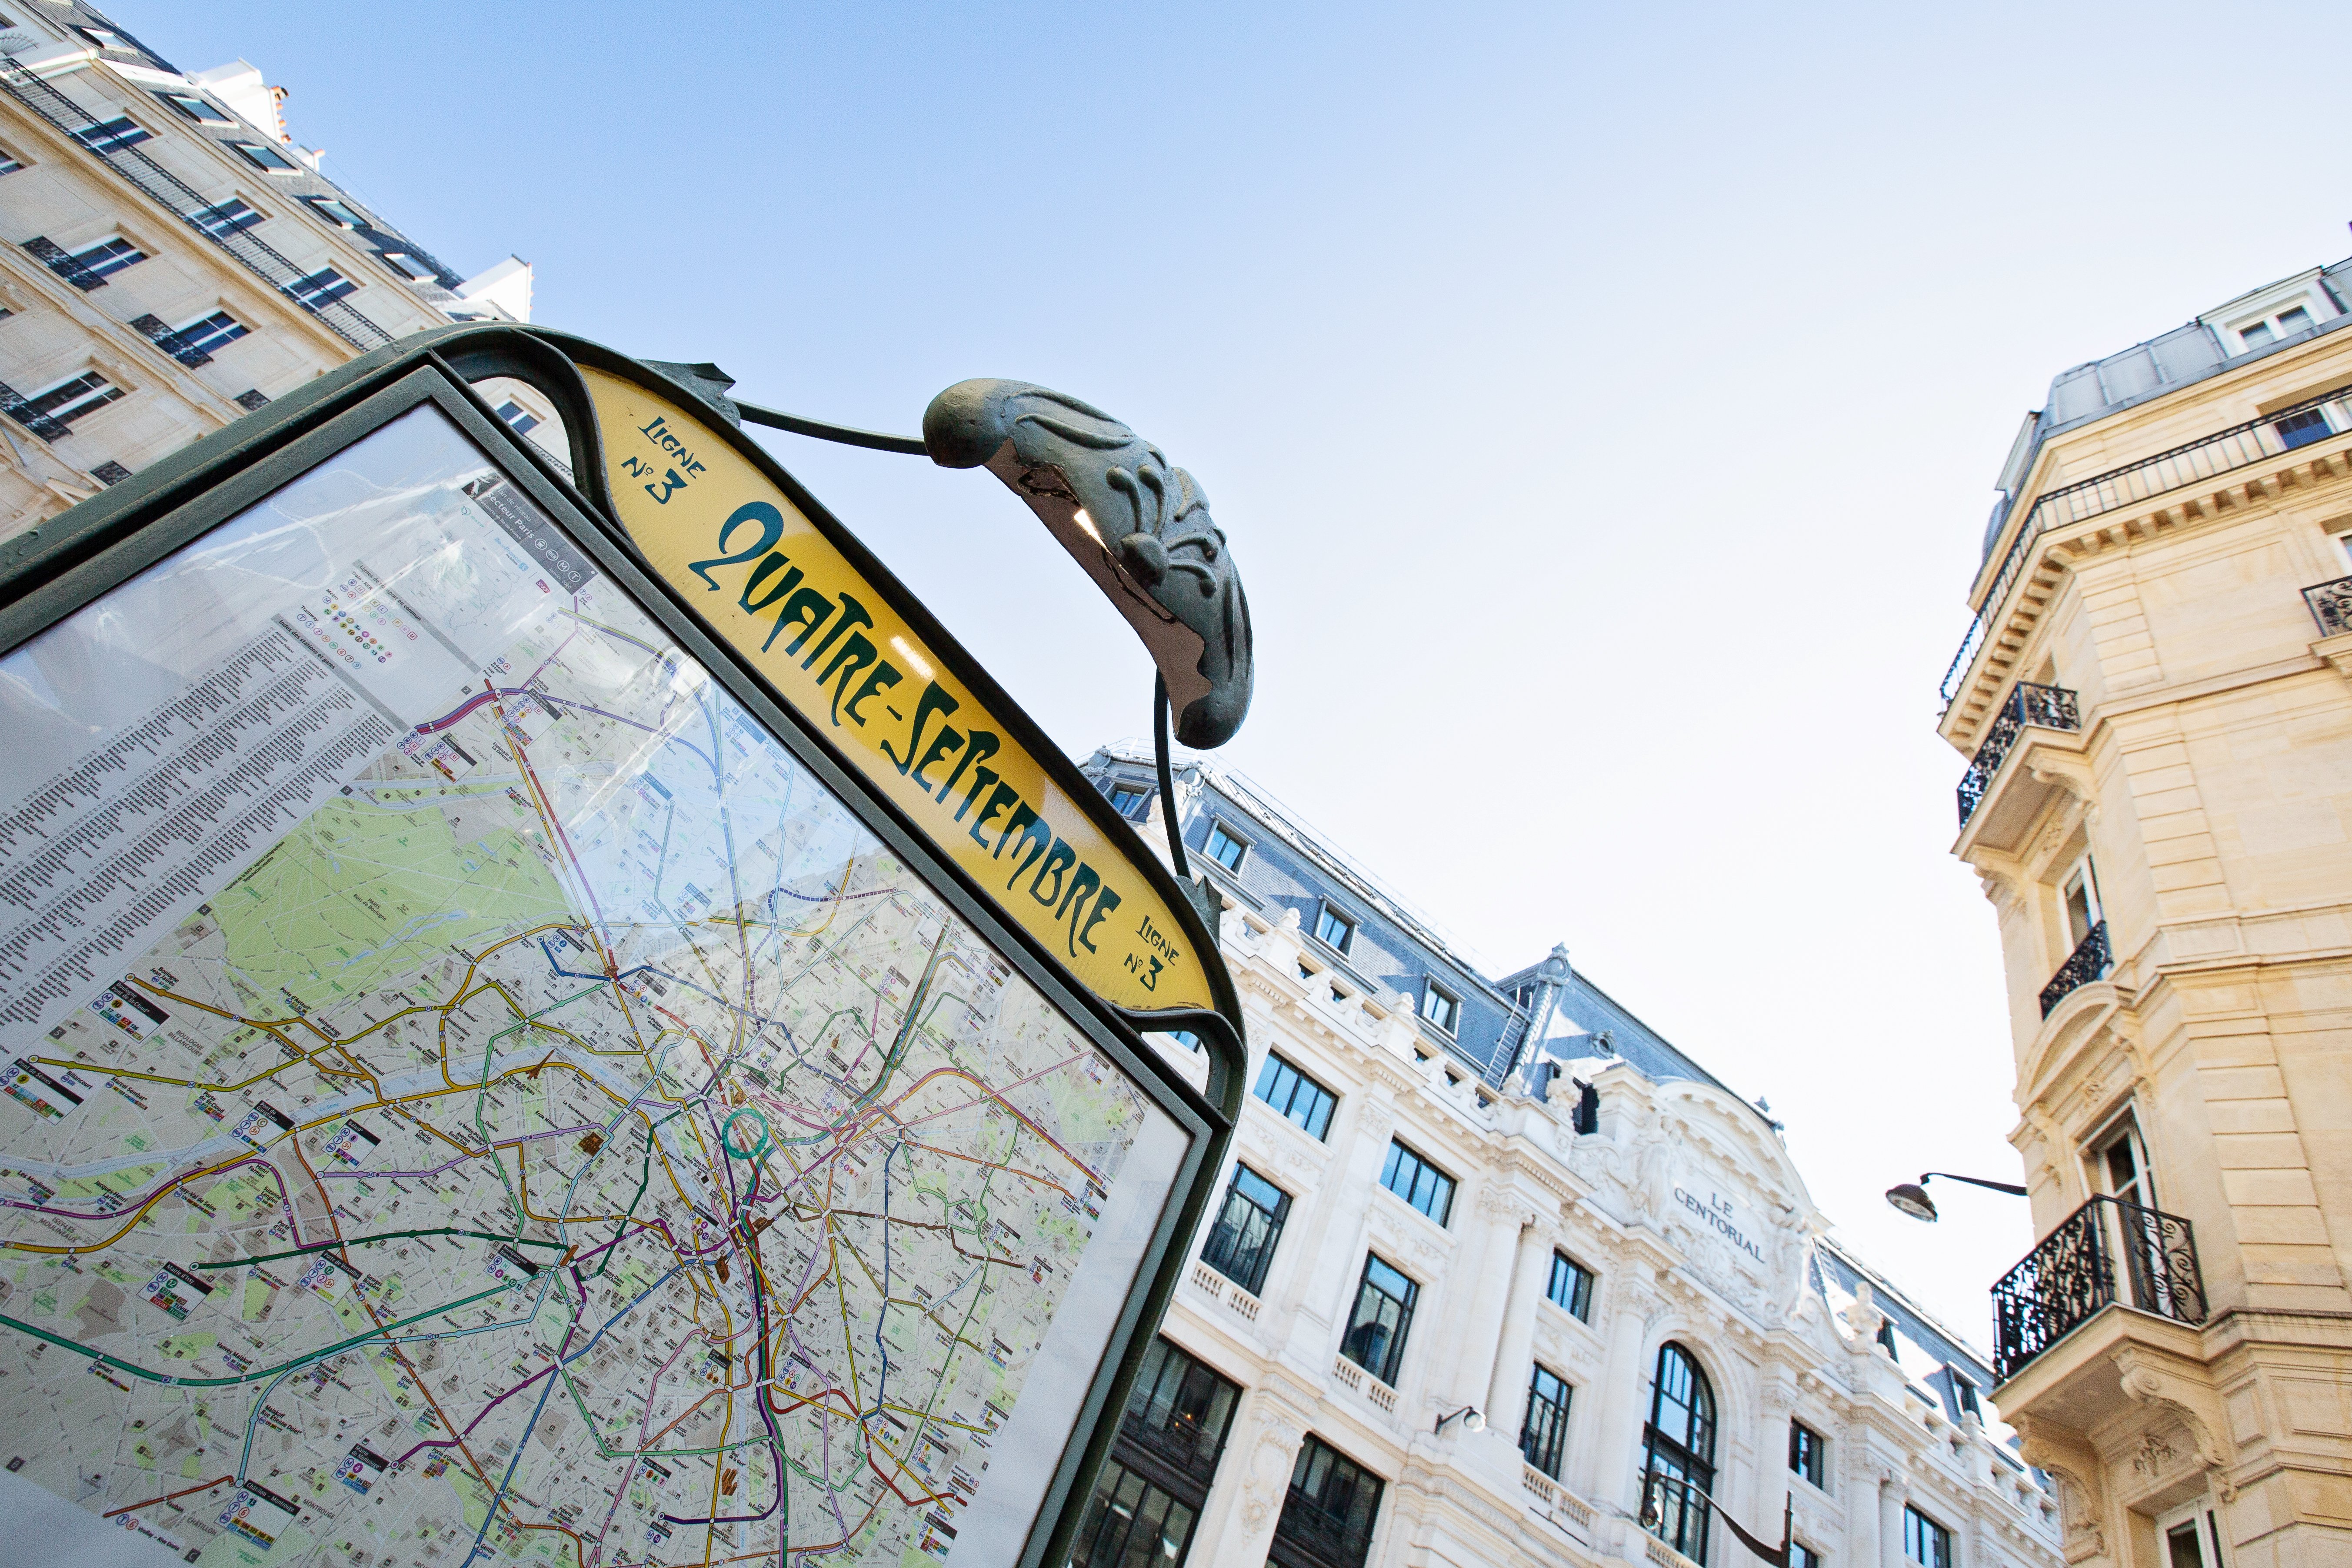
[581,368,1210,1014]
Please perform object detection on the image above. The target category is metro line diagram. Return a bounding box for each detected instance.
[0,559,1156,1568]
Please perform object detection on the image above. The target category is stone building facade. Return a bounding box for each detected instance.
[1937,257,2352,1567]
[0,0,541,537]
[1073,749,2060,1568]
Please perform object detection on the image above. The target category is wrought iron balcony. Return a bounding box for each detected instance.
[1957,682,2082,827]
[1116,1408,1224,1492]
[2038,920,2109,1016]
[22,235,108,291]
[128,313,213,368]
[2303,574,2352,636]
[1271,1486,1378,1568]
[1991,1195,2206,1382]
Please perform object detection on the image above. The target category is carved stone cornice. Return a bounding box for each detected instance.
[1945,441,2352,747]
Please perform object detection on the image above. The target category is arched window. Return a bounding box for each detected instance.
[1641,1342,1717,1561]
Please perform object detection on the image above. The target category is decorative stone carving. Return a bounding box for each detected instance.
[1236,1409,1304,1529]
[2014,1413,2107,1561]
[2129,1428,2175,1478]
[2113,1348,2235,1501]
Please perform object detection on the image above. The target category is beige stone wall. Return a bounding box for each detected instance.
[0,30,536,537]
[1946,292,2352,1568]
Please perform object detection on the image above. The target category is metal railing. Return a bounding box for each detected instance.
[0,379,70,441]
[2303,574,2352,636]
[1272,1485,1378,1568]
[127,312,212,367]
[2039,920,2110,1017]
[0,60,393,351]
[1957,682,2081,827]
[1115,1408,1225,1491]
[1991,1195,2206,1382]
[1942,379,2352,704]
[22,236,107,290]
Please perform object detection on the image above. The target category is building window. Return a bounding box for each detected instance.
[1547,1252,1594,1322]
[2156,1503,2225,1568]
[1168,1030,1200,1052]
[1341,1254,1416,1385]
[1379,1139,1454,1226]
[193,199,263,237]
[1253,1052,1337,1139]
[493,399,541,437]
[229,139,300,173]
[2235,303,2314,351]
[287,267,356,309]
[1313,903,1355,954]
[76,25,134,51]
[1200,1164,1289,1295]
[1273,1436,1382,1568]
[1123,1338,1239,1465]
[156,90,233,126]
[70,237,147,280]
[23,371,124,428]
[1946,1369,1980,1419]
[1791,1545,1822,1568]
[1521,1365,1572,1479]
[1641,1342,1717,1564]
[73,116,151,155]
[377,250,435,281]
[301,196,369,230]
[1790,1420,1826,1487]
[174,311,249,358]
[2060,856,2103,950]
[1904,1505,1952,1568]
[1070,1462,1197,1568]
[1108,783,1152,820]
[1421,981,1460,1034]
[1068,1337,1240,1568]
[0,144,25,177]
[2275,407,2335,451]
[1203,821,1247,872]
[1876,1319,1899,1358]
[2091,1115,2153,1207]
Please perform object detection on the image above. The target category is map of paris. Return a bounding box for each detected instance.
[0,406,1183,1568]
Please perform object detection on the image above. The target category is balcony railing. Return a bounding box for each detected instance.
[1272,1487,1378,1568]
[1957,682,2082,827]
[1991,1195,2207,1382]
[2039,920,2110,1017]
[1116,1408,1225,1492]
[2303,574,2352,636]
[1942,377,2352,704]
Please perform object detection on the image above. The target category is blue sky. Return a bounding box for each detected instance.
[113,0,2350,1347]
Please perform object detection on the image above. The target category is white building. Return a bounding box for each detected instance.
[0,0,546,534]
[1070,747,2064,1568]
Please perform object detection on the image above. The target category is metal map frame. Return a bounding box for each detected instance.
[0,322,1248,1568]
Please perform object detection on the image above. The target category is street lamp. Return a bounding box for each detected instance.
[1434,1407,1485,1435]
[1884,1172,2029,1223]
[1639,1465,1794,1567]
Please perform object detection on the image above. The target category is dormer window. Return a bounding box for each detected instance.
[1313,904,1354,955]
[2204,272,2340,358]
[2237,305,2311,350]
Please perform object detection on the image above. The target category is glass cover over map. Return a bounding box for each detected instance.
[0,405,1186,1568]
